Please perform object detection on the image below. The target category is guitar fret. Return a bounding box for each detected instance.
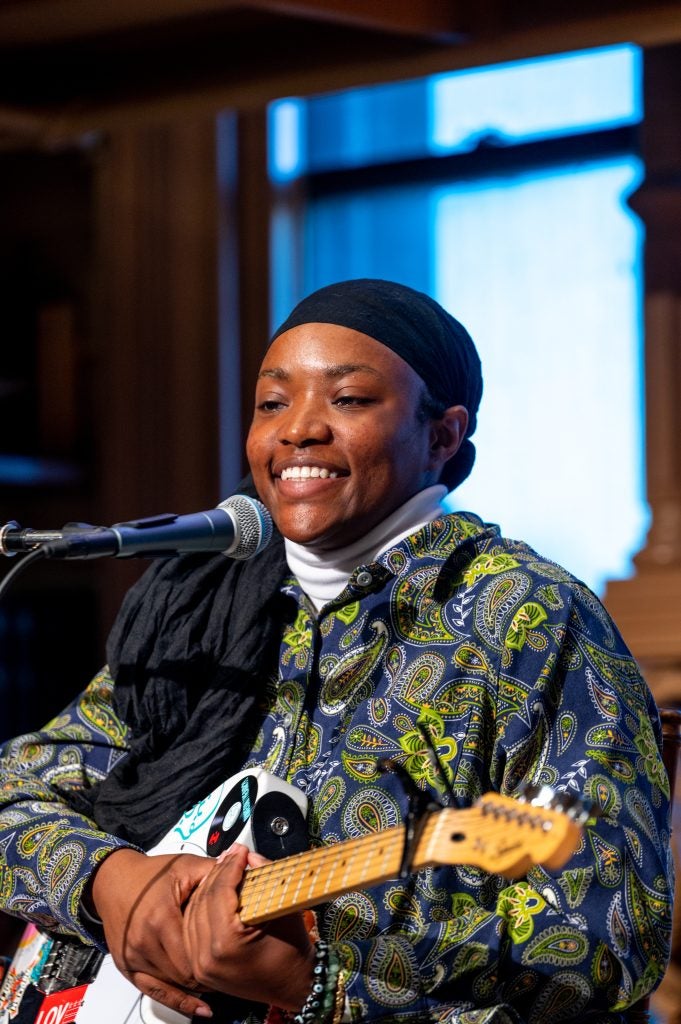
[278,868,290,906]
[291,853,306,906]
[324,840,337,895]
[240,821,433,924]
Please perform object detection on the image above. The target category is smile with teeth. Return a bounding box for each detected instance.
[280,466,340,481]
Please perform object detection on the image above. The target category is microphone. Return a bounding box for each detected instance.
[0,494,273,561]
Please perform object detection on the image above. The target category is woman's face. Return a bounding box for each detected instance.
[246,322,452,551]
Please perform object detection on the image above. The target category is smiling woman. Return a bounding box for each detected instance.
[247,279,476,549]
[268,45,645,594]
[247,324,464,548]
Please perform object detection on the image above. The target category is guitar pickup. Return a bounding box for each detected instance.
[37,938,104,995]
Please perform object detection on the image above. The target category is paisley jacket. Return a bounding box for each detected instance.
[0,512,673,1023]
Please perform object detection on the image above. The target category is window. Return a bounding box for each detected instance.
[269,45,645,594]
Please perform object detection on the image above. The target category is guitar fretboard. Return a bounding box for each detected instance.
[239,817,437,924]
[236,797,581,925]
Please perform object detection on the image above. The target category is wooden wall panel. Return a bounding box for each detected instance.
[91,119,223,630]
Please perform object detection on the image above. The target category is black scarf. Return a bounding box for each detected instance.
[72,529,289,850]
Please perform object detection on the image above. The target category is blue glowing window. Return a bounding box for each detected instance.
[268,45,646,594]
[429,46,641,152]
[270,45,641,180]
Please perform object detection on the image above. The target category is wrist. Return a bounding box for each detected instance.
[288,945,317,1011]
[88,846,145,921]
[265,942,346,1024]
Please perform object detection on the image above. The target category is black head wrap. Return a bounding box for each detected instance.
[271,279,483,489]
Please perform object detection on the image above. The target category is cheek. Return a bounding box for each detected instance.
[245,431,270,483]
[347,437,411,496]
[359,425,424,469]
[245,437,257,474]
[246,421,268,457]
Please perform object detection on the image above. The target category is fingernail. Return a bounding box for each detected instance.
[194,1006,213,1018]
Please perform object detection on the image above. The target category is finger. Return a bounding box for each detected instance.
[216,845,250,879]
[193,846,249,906]
[127,969,213,1019]
[214,843,250,865]
[173,855,216,903]
[183,850,252,984]
[115,913,200,997]
[156,934,199,993]
[132,858,214,984]
[245,850,270,868]
[119,903,190,981]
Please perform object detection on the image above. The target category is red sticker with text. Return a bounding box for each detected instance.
[35,985,89,1024]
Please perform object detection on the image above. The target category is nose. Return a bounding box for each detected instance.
[276,396,332,448]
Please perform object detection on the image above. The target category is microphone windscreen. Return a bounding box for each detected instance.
[218,494,273,559]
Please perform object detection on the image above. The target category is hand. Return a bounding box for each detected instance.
[90,847,215,1018]
[183,844,315,1010]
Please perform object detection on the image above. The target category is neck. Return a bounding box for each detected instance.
[284,485,447,611]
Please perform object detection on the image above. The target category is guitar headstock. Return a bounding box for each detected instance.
[418,788,586,877]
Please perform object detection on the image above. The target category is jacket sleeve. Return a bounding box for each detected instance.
[0,667,135,947]
[330,583,673,1023]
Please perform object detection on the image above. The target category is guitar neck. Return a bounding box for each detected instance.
[237,797,582,925]
[236,798,581,929]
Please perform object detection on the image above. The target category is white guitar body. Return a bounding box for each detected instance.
[0,769,309,1024]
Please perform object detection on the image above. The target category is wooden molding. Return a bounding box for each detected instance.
[605,569,681,663]
[636,292,681,568]
[3,3,681,148]
[0,0,460,47]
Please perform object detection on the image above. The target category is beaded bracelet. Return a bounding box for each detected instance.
[265,940,345,1024]
[292,937,346,1024]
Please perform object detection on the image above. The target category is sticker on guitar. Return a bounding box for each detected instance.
[0,769,588,1024]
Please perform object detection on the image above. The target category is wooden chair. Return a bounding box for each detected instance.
[626,707,681,1024]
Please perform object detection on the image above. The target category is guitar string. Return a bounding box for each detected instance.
[240,822,413,919]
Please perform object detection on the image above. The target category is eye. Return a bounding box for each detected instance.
[333,395,374,407]
[257,399,287,412]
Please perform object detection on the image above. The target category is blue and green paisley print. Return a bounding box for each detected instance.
[0,512,673,1023]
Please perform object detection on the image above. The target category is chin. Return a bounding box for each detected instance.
[276,520,342,551]
[282,527,331,548]
[272,507,334,545]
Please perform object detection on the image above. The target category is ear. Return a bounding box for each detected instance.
[427,405,469,474]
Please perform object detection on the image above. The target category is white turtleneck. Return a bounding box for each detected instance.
[284,485,447,612]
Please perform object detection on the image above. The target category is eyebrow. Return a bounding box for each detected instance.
[257,363,382,381]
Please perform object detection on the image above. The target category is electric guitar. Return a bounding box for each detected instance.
[0,768,587,1024]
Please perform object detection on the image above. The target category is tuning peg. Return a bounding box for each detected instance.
[518,783,556,807]
[518,783,596,825]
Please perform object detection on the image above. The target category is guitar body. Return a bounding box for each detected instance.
[0,769,309,1024]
